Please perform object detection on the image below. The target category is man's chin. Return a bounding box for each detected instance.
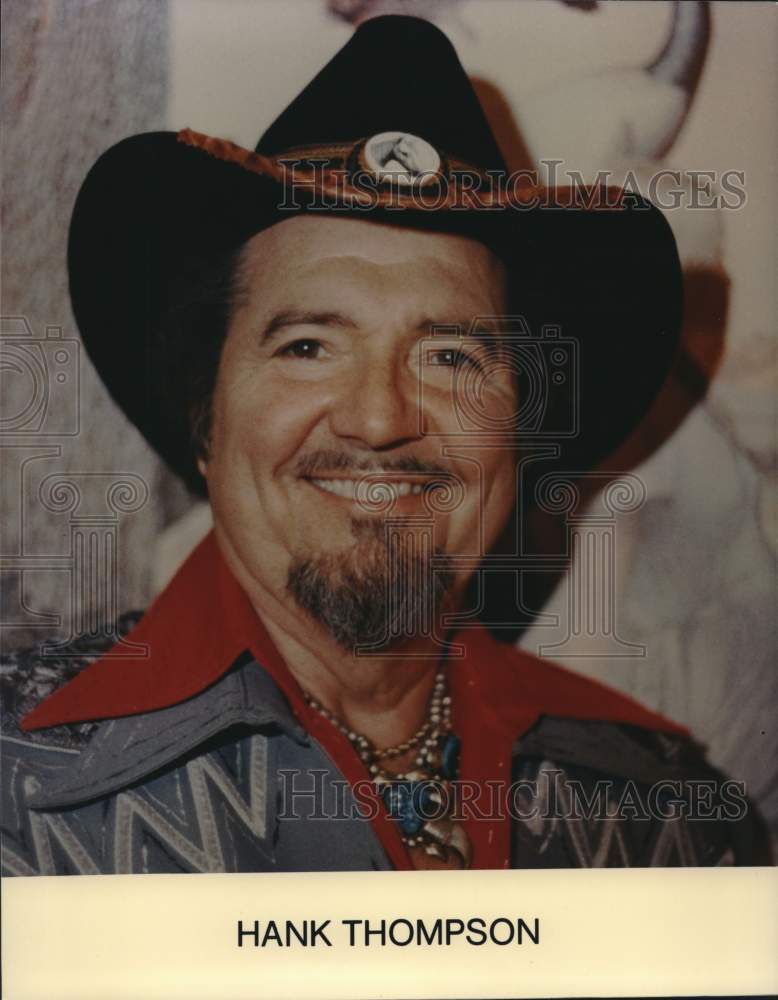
[286,532,451,653]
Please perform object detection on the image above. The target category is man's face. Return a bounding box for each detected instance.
[202,214,517,648]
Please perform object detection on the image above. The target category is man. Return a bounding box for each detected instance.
[0,16,763,874]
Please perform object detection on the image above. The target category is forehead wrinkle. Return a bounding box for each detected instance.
[269,257,499,332]
[234,218,507,335]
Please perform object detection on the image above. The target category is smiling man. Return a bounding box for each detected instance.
[205,216,514,660]
[1,16,764,875]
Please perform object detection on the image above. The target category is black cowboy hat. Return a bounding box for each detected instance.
[68,15,682,497]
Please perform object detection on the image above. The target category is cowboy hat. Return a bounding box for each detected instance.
[67,15,682,495]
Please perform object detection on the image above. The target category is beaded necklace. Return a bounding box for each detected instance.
[304,671,472,867]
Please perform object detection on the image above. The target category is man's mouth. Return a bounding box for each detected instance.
[308,477,428,499]
[295,453,453,510]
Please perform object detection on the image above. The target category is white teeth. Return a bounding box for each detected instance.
[309,478,426,499]
[310,478,357,498]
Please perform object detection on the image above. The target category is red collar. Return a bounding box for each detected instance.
[22,530,288,731]
[21,531,685,870]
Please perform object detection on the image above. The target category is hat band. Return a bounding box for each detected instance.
[176,128,627,213]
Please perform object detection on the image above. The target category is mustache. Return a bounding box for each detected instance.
[294,451,450,478]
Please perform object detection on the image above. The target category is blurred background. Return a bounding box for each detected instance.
[1,0,776,839]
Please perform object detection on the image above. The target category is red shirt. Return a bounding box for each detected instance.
[22,531,685,870]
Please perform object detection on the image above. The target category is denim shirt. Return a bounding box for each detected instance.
[2,653,394,875]
[2,646,763,875]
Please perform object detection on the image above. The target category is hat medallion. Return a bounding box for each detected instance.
[362,131,441,186]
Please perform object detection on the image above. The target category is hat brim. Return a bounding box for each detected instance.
[68,130,682,492]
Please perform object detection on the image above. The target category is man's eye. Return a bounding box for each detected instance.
[425,348,482,371]
[279,339,325,360]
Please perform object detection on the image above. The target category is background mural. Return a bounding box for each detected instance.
[2,0,775,842]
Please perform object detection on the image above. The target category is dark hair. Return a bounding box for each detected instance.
[151,246,247,497]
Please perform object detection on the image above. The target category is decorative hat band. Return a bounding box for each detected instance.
[177,127,628,213]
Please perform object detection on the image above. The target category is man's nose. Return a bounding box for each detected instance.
[328,358,420,450]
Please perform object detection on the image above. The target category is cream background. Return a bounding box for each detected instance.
[4,867,778,998]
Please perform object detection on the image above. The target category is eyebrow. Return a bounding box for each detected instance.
[424,318,508,357]
[259,310,359,343]
[428,321,503,337]
[258,309,507,350]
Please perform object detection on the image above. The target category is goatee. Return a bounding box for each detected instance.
[287,518,452,652]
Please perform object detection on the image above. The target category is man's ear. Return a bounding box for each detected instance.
[197,456,208,478]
